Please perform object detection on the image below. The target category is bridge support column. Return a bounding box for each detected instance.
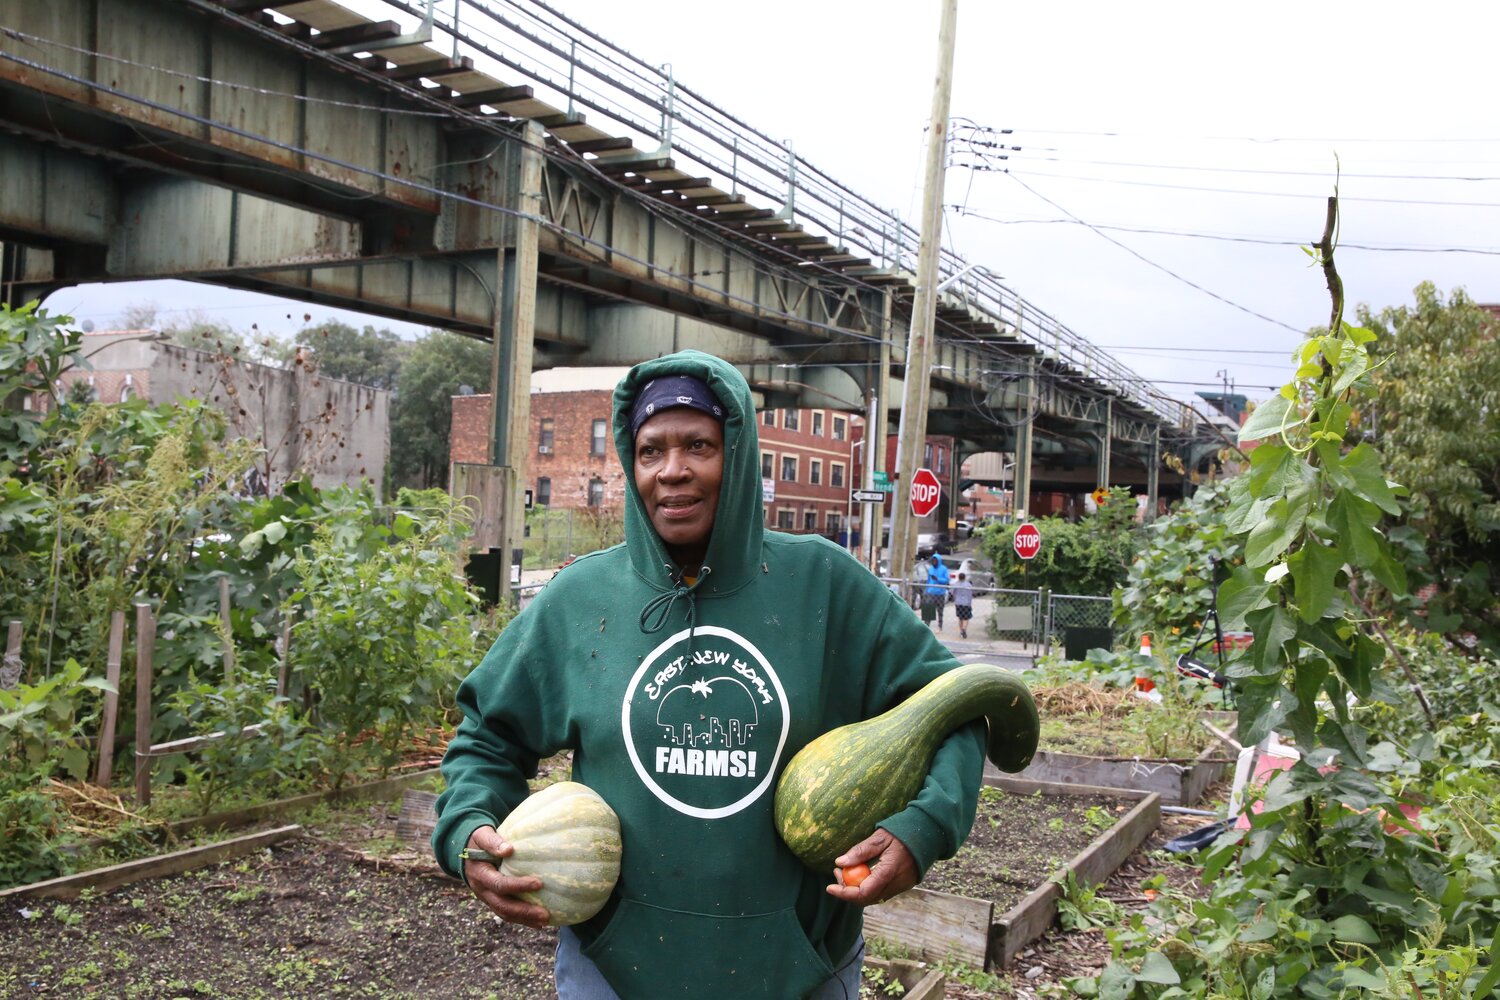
[1013,358,1035,519]
[1096,398,1113,490]
[1,243,64,310]
[1146,426,1161,520]
[487,123,544,604]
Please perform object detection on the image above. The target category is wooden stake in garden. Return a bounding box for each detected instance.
[219,575,234,685]
[2,618,22,688]
[95,610,126,787]
[133,602,156,806]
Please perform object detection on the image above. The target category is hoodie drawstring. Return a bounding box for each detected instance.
[639,565,712,654]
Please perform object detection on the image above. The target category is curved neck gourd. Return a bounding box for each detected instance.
[774,663,1039,872]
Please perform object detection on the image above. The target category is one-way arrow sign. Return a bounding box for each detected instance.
[850,489,886,504]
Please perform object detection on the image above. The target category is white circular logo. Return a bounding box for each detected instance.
[621,626,790,819]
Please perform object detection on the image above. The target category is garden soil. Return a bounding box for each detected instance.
[0,797,1214,999]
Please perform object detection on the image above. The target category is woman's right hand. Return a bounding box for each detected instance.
[463,825,551,928]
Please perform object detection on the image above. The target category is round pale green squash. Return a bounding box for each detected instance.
[774,662,1039,871]
[498,780,622,926]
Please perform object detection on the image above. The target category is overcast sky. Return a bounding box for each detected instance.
[60,0,1500,406]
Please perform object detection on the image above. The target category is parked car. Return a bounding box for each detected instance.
[954,519,974,538]
[934,553,994,589]
[915,532,952,558]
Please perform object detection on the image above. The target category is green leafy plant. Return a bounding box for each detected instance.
[1114,482,1245,656]
[981,486,1139,596]
[286,490,482,781]
[1070,203,1500,997]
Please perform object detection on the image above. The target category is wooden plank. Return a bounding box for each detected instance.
[867,958,946,1000]
[148,722,265,757]
[386,56,474,82]
[395,789,440,844]
[991,792,1161,968]
[133,603,155,806]
[310,20,399,49]
[452,85,534,109]
[1,618,21,687]
[95,610,126,786]
[566,136,635,155]
[161,767,441,840]
[219,576,234,684]
[863,886,992,968]
[0,825,302,901]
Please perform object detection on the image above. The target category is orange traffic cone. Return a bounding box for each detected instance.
[1139,634,1152,657]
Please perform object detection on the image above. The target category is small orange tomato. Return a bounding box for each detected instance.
[839,863,872,888]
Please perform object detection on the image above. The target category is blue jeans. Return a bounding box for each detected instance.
[555,926,865,999]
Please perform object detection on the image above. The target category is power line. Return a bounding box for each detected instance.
[990,125,1500,145]
[947,206,1500,255]
[997,168,1500,209]
[1002,174,1304,334]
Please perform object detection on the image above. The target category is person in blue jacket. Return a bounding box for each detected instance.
[433,350,985,999]
[923,553,951,630]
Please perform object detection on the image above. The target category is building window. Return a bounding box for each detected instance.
[803,510,817,532]
[761,452,774,478]
[539,418,555,454]
[827,512,842,535]
[810,459,822,486]
[588,477,604,507]
[832,416,847,441]
[591,419,608,457]
[923,442,933,467]
[831,463,845,488]
[937,446,947,475]
[537,477,552,506]
[762,409,775,426]
[783,409,800,431]
[812,412,824,437]
[777,509,795,530]
[781,456,797,482]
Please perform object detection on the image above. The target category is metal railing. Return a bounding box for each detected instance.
[345,0,1215,430]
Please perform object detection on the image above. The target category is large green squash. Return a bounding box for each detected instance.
[498,780,622,926]
[773,662,1038,871]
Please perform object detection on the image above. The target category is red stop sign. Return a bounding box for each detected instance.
[1013,522,1041,560]
[909,467,941,517]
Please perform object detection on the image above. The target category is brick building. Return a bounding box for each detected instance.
[757,406,863,540]
[449,375,865,541]
[451,383,628,510]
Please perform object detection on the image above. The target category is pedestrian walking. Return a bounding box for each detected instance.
[433,350,985,999]
[952,571,974,639]
[923,553,950,631]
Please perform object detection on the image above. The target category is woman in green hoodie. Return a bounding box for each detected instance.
[434,350,984,999]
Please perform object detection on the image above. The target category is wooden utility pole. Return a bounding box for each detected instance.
[890,0,958,592]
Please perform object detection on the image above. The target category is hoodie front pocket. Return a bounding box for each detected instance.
[581,896,833,1000]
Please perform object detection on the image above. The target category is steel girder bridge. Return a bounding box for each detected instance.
[0,0,1228,558]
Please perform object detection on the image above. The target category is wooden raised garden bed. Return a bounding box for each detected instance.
[863,775,1160,970]
[863,956,945,999]
[1008,700,1237,805]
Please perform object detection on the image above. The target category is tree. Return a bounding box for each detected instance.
[389,330,491,490]
[295,320,408,390]
[1358,282,1500,654]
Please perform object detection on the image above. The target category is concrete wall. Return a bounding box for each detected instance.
[150,344,389,495]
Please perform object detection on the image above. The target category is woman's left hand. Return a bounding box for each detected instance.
[824,829,918,906]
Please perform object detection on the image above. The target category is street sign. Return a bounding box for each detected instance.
[872,470,895,493]
[909,467,941,517]
[762,477,775,503]
[851,489,886,504]
[1013,522,1042,560]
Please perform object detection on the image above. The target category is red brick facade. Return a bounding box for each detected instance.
[450,392,864,539]
[450,390,628,510]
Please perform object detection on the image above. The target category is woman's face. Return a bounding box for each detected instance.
[633,408,724,571]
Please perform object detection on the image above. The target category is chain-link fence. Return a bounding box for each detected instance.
[1044,593,1115,659]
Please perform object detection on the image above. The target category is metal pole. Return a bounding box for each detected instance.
[890,0,958,598]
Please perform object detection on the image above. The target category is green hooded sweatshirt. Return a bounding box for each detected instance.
[434,350,983,999]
